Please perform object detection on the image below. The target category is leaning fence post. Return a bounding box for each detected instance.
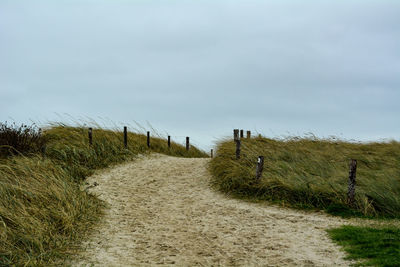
[211,149,214,158]
[186,137,190,151]
[168,136,171,148]
[233,129,241,159]
[123,126,128,148]
[88,127,93,146]
[247,131,251,139]
[147,131,150,148]
[256,156,264,180]
[240,129,244,139]
[347,159,357,207]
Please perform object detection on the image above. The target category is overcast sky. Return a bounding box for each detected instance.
[1,0,399,150]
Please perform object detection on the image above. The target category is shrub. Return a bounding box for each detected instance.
[0,122,47,157]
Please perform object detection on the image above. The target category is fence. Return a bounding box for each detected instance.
[86,126,214,157]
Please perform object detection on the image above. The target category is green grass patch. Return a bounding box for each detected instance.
[328,226,400,266]
[209,136,400,218]
[0,123,207,266]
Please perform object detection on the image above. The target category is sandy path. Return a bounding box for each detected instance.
[72,154,350,266]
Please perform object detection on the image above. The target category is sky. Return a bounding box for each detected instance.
[1,0,399,151]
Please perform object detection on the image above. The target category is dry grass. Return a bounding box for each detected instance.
[0,123,207,266]
[209,136,400,218]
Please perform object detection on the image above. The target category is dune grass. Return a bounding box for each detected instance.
[0,123,207,266]
[45,125,207,182]
[328,225,400,266]
[209,136,400,218]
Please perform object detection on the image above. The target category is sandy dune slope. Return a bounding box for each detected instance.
[71,154,350,266]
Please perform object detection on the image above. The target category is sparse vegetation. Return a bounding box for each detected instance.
[209,136,400,218]
[0,122,207,266]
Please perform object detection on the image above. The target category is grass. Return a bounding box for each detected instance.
[0,123,207,266]
[209,136,400,218]
[328,226,400,266]
[210,135,400,265]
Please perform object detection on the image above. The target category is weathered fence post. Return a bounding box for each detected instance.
[211,149,214,158]
[123,126,128,149]
[236,139,241,159]
[186,137,190,151]
[147,131,150,148]
[88,127,93,146]
[233,129,239,141]
[247,131,251,139]
[240,129,244,139]
[233,129,241,159]
[256,156,264,180]
[347,159,357,207]
[168,136,171,148]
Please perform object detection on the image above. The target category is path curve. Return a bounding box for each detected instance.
[72,154,350,266]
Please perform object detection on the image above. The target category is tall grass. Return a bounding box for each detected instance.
[45,125,207,182]
[0,156,102,266]
[0,123,207,266]
[209,136,400,217]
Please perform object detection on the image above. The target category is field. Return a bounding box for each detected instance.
[0,123,207,266]
[209,135,400,218]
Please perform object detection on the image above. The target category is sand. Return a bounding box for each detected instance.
[71,154,351,266]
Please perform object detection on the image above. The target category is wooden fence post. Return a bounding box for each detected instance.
[124,126,128,149]
[168,136,171,148]
[186,137,190,151]
[233,129,241,159]
[147,131,150,148]
[236,139,241,159]
[240,129,244,139]
[88,128,93,146]
[211,149,213,158]
[233,129,239,141]
[347,159,357,207]
[247,131,251,139]
[256,156,264,180]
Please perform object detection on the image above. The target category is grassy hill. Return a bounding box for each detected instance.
[0,123,207,266]
[209,135,400,218]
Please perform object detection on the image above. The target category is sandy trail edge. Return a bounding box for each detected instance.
[70,154,352,266]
